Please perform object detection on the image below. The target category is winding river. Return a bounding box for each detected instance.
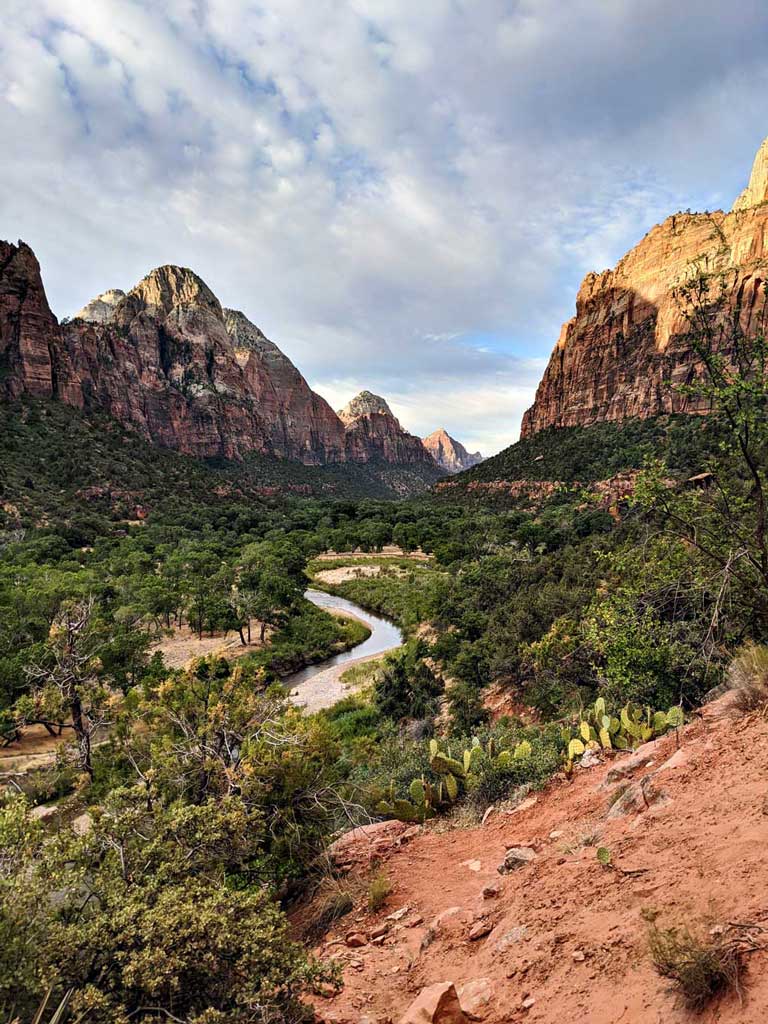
[286,589,403,713]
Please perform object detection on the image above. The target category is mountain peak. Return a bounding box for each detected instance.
[423,428,483,473]
[732,136,768,211]
[338,390,394,423]
[126,265,223,320]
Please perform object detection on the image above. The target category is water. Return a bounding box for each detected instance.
[284,588,403,691]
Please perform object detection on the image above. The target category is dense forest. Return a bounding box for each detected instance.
[3,287,768,1023]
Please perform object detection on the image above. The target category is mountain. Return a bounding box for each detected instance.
[422,428,483,473]
[0,242,438,486]
[338,390,439,467]
[521,136,768,437]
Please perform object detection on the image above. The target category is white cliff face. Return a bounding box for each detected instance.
[338,390,395,425]
[732,137,768,212]
[74,288,126,323]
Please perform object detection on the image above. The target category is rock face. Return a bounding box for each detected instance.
[0,244,433,469]
[340,391,438,466]
[522,137,768,437]
[423,428,483,473]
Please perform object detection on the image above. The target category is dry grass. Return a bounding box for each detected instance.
[648,924,743,1011]
[302,880,355,942]
[727,642,768,713]
[367,870,392,913]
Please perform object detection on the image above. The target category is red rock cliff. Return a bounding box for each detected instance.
[339,391,438,466]
[521,139,768,437]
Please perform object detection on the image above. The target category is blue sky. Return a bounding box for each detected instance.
[2,1,768,456]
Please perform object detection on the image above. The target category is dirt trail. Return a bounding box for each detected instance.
[310,699,768,1024]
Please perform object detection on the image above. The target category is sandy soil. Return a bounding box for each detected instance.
[315,565,409,585]
[288,652,384,715]
[309,698,768,1024]
[152,620,268,670]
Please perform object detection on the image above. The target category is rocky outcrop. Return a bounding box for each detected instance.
[423,429,483,473]
[0,245,435,469]
[75,288,126,324]
[522,137,768,437]
[340,391,438,466]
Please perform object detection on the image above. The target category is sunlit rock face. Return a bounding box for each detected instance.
[522,138,768,437]
[340,391,438,465]
[423,428,483,473]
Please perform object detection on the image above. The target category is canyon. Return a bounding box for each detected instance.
[521,136,768,437]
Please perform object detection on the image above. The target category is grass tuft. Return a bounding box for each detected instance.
[727,642,768,713]
[367,870,392,913]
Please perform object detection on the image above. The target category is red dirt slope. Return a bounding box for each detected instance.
[311,697,768,1023]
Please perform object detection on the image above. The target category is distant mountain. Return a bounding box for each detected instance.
[339,391,439,468]
[0,242,438,491]
[521,136,768,438]
[422,428,483,473]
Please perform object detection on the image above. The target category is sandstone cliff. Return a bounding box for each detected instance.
[339,391,438,466]
[0,244,434,468]
[521,137,768,437]
[423,428,483,473]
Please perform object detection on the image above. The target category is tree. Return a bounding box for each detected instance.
[19,598,113,777]
[638,269,768,633]
[237,542,304,644]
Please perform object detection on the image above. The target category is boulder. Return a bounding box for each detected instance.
[398,982,470,1024]
[456,979,493,1020]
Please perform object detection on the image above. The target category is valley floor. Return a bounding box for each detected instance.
[310,696,768,1024]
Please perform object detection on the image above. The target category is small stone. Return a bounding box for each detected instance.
[457,978,493,1020]
[549,830,564,840]
[397,981,470,1023]
[346,932,368,948]
[401,825,421,842]
[461,859,482,872]
[521,996,536,1010]
[481,882,501,899]
[372,935,387,945]
[494,926,527,952]
[498,847,536,874]
[386,905,411,922]
[370,923,390,939]
[468,919,493,941]
[572,950,586,962]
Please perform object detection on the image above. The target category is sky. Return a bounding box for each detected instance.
[2,2,768,457]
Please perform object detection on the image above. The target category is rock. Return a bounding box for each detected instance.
[456,979,493,1020]
[498,847,536,874]
[398,982,470,1024]
[604,744,660,786]
[505,796,538,815]
[386,905,412,922]
[72,812,93,835]
[400,825,422,843]
[480,806,495,826]
[461,859,482,872]
[494,926,527,953]
[520,137,768,440]
[422,429,483,474]
[329,821,409,870]
[345,932,368,948]
[481,882,501,899]
[468,919,493,941]
[549,830,564,840]
[608,776,671,818]
[579,748,602,769]
[572,950,586,962]
[521,996,536,1010]
[370,923,390,939]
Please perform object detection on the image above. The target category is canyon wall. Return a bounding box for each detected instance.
[521,138,768,437]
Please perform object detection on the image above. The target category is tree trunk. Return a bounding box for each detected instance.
[70,694,93,779]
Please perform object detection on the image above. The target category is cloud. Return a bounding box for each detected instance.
[1,0,768,454]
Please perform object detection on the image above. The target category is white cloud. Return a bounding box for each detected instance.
[2,0,768,455]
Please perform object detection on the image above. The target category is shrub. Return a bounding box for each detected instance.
[726,642,768,712]
[367,871,392,913]
[648,924,742,1011]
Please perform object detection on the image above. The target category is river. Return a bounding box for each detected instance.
[286,588,403,713]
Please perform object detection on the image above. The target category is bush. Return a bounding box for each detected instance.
[648,924,743,1011]
[726,642,768,712]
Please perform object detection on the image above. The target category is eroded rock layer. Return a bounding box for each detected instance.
[423,428,483,473]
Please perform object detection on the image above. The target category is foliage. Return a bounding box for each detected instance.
[725,642,768,712]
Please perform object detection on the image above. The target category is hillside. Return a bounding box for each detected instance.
[309,695,768,1024]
